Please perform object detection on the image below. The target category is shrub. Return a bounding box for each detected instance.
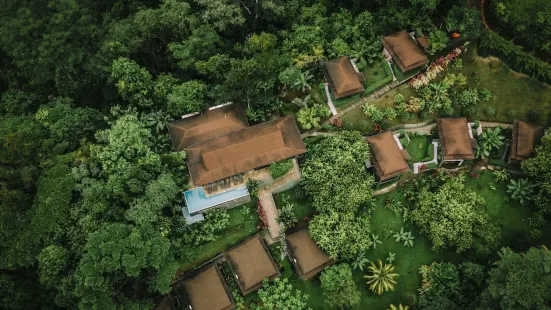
[527,109,540,122]
[479,88,492,101]
[277,197,298,228]
[246,178,260,197]
[320,264,361,309]
[428,30,449,54]
[383,107,398,120]
[269,159,294,179]
[452,58,463,70]
[507,109,517,119]
[485,107,497,117]
[371,109,384,123]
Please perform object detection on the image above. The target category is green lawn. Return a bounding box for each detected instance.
[406,135,434,162]
[178,199,260,272]
[274,186,316,220]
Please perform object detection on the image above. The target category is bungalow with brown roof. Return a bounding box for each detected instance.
[366,131,411,183]
[224,234,281,295]
[286,229,335,280]
[510,120,545,161]
[178,265,236,310]
[322,56,365,99]
[437,118,476,165]
[167,104,306,221]
[382,30,429,73]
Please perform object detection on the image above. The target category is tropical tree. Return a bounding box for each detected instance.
[296,104,329,130]
[292,70,314,92]
[257,278,309,310]
[364,260,398,295]
[388,304,409,310]
[142,110,172,134]
[506,178,536,205]
[320,264,361,309]
[477,127,505,159]
[522,131,551,214]
[428,30,449,54]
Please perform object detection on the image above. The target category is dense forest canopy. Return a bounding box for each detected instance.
[1,0,550,309]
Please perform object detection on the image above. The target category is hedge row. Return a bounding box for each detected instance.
[479,31,551,84]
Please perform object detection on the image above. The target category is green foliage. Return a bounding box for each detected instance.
[276,196,298,228]
[37,245,68,287]
[493,169,509,183]
[364,260,399,295]
[371,233,383,249]
[411,177,499,252]
[428,30,449,54]
[309,210,372,259]
[0,89,40,115]
[320,264,361,309]
[482,247,551,309]
[506,178,535,205]
[480,31,551,84]
[167,80,207,116]
[386,252,396,264]
[451,59,463,71]
[297,104,330,130]
[477,127,505,159]
[445,6,483,39]
[383,107,398,120]
[257,278,309,310]
[527,109,540,122]
[270,159,294,179]
[301,132,375,213]
[246,178,260,197]
[169,25,221,70]
[365,60,393,94]
[351,252,370,271]
[393,227,415,247]
[188,209,230,245]
[111,58,154,107]
[279,66,302,88]
[522,132,551,214]
[292,70,314,92]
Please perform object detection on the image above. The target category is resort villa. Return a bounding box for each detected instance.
[224,234,281,295]
[322,56,365,99]
[286,229,335,280]
[366,131,411,183]
[167,103,306,223]
[510,120,545,162]
[437,117,476,166]
[382,30,429,73]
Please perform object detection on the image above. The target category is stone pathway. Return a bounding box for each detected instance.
[413,141,439,174]
[373,183,398,196]
[257,159,302,242]
[323,83,338,116]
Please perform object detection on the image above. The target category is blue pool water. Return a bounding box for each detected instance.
[184,186,249,214]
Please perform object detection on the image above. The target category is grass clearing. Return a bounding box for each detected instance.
[406,135,434,162]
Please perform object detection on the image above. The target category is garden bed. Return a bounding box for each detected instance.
[406,135,434,162]
[363,60,393,94]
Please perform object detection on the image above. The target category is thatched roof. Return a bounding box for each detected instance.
[224,234,280,295]
[366,131,410,181]
[286,229,335,280]
[437,118,475,160]
[382,30,429,72]
[181,265,235,310]
[511,120,544,161]
[167,104,248,151]
[185,116,306,185]
[322,56,365,99]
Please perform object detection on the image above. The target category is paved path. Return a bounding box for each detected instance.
[373,183,398,196]
[323,83,338,116]
[257,159,302,241]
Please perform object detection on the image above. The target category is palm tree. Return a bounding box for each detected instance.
[292,70,314,92]
[388,304,409,310]
[507,178,536,205]
[364,260,398,295]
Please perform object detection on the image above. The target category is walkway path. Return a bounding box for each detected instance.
[257,159,302,242]
[413,141,439,174]
[323,83,338,116]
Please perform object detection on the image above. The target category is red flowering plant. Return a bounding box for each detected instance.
[257,200,268,229]
[373,124,382,132]
[332,117,343,127]
[408,45,466,90]
[470,172,480,179]
[419,164,427,171]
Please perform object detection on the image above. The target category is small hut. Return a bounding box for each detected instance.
[179,265,236,310]
[322,56,365,99]
[510,120,545,161]
[224,235,281,295]
[382,30,429,72]
[366,131,411,182]
[286,229,335,280]
[437,118,475,164]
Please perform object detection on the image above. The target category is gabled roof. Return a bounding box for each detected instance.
[382,30,429,72]
[181,266,235,310]
[286,229,335,280]
[224,235,280,295]
[366,131,410,181]
[167,104,248,151]
[322,56,365,99]
[437,118,475,160]
[511,120,544,161]
[185,116,306,185]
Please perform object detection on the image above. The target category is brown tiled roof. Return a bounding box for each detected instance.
[366,131,410,181]
[224,235,280,295]
[167,104,248,151]
[437,118,475,160]
[417,36,430,49]
[511,120,544,161]
[154,294,176,310]
[182,266,235,310]
[185,116,306,185]
[322,56,365,99]
[382,30,429,72]
[286,229,335,280]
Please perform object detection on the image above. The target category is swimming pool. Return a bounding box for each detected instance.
[184,186,250,214]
